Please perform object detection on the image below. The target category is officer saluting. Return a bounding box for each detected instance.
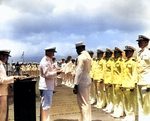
[136,35,150,121]
[0,50,20,121]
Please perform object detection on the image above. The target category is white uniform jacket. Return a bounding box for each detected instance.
[0,61,14,96]
[39,56,57,90]
[137,46,150,84]
[74,51,92,86]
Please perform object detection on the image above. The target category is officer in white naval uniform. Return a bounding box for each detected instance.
[39,47,62,121]
[136,35,150,121]
[73,42,92,121]
[0,50,20,121]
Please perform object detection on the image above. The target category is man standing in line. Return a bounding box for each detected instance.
[52,57,58,69]
[39,47,62,121]
[88,50,97,104]
[93,49,105,109]
[0,50,20,121]
[61,58,66,68]
[111,47,125,118]
[102,48,114,113]
[122,46,137,121]
[73,42,92,121]
[136,35,150,121]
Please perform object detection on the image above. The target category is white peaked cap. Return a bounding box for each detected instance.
[44,47,57,52]
[75,42,85,48]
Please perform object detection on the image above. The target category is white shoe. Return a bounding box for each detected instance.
[102,108,108,111]
[122,116,135,121]
[106,110,112,113]
[110,114,120,118]
[96,106,102,109]
[94,105,97,108]
[66,83,69,86]
[90,99,96,104]
[71,85,74,88]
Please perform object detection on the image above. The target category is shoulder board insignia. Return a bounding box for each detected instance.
[125,60,128,62]
[132,59,136,62]
[138,50,142,53]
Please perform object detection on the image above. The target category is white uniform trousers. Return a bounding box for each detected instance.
[123,89,137,121]
[65,73,70,86]
[112,87,124,117]
[0,96,8,121]
[95,82,105,108]
[137,85,150,121]
[107,85,114,112]
[60,72,65,84]
[77,84,91,121]
[103,85,114,113]
[90,80,96,104]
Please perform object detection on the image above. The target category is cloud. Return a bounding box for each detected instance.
[1,0,150,40]
[0,0,150,62]
[1,0,55,15]
[111,39,138,50]
[0,38,78,61]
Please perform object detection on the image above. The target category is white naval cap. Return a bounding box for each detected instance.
[136,35,150,42]
[0,50,11,56]
[75,42,85,48]
[44,47,57,52]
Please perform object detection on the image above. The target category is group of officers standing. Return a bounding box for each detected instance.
[19,63,39,77]
[88,35,150,121]
[59,35,150,121]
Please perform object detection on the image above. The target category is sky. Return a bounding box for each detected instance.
[0,0,150,63]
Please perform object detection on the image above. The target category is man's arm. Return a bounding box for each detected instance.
[39,60,57,78]
[0,64,17,84]
[74,55,84,85]
[39,61,62,78]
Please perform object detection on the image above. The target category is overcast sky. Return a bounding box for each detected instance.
[0,0,150,63]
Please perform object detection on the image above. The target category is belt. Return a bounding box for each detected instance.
[109,84,112,87]
[130,89,134,92]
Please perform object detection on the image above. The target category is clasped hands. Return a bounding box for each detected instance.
[54,68,62,75]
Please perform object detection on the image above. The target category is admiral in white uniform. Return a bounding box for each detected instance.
[39,47,62,121]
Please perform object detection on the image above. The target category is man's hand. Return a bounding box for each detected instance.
[73,85,78,94]
[56,69,62,75]
[14,76,21,80]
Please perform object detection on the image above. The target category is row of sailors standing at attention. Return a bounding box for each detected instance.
[60,56,76,88]
[20,63,39,77]
[89,35,150,121]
